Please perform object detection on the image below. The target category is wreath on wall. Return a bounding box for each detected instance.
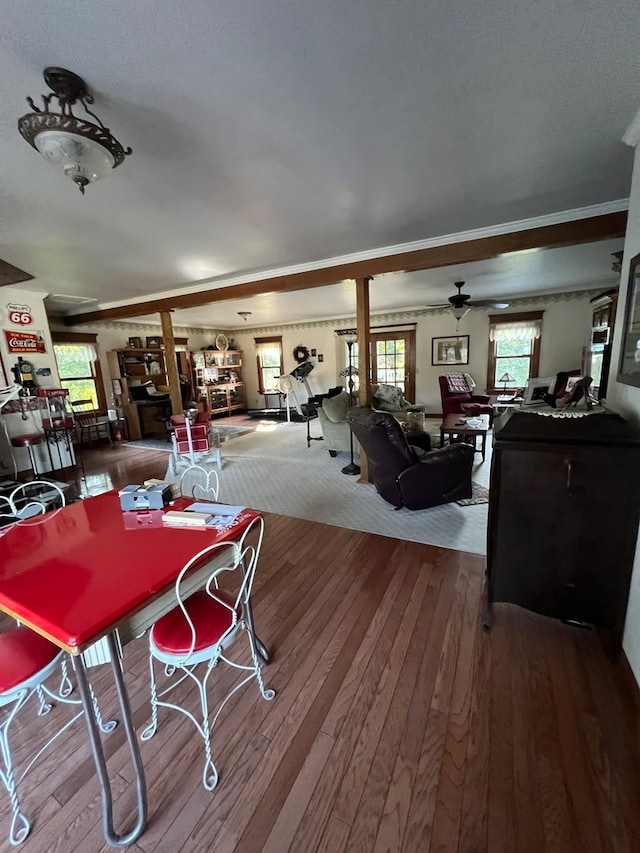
[292,344,310,363]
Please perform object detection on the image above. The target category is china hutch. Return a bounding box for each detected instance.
[192,350,246,416]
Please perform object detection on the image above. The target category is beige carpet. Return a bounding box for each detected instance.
[165,420,491,555]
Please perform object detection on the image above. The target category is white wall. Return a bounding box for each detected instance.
[604,132,640,685]
[231,291,593,412]
[0,287,63,475]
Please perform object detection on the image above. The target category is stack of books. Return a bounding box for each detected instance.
[161,510,213,528]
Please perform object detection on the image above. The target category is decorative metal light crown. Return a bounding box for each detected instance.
[18,67,132,195]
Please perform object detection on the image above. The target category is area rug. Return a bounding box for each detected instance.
[456,482,490,506]
[124,424,252,452]
[163,421,491,555]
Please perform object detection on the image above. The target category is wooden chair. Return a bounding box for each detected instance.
[70,400,112,447]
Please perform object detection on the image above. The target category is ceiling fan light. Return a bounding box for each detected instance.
[450,305,471,321]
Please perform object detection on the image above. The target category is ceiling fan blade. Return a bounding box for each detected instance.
[468,299,510,309]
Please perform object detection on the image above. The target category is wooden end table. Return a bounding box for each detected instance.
[440,413,490,461]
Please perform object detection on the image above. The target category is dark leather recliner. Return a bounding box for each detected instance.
[346,407,474,510]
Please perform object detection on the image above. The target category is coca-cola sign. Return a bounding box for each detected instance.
[4,329,46,353]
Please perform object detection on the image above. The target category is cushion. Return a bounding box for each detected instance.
[0,627,62,694]
[151,589,240,656]
[373,384,404,411]
[444,373,472,394]
[322,391,350,423]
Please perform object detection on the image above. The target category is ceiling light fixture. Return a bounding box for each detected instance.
[18,67,132,195]
[237,311,252,321]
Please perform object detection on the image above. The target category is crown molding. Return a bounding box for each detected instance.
[227,288,603,337]
[623,106,640,148]
[67,201,629,321]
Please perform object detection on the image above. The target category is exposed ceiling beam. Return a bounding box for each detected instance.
[64,211,627,326]
[0,258,33,287]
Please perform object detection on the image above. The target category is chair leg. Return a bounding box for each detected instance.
[246,629,276,702]
[59,659,73,697]
[140,656,159,742]
[196,679,219,791]
[0,697,32,846]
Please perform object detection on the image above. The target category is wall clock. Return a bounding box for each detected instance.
[215,334,229,352]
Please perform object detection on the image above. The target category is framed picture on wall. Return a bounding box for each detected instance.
[618,251,640,388]
[127,336,143,348]
[146,336,163,348]
[431,335,469,366]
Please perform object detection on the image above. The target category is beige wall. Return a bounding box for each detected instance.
[231,290,594,412]
[604,134,640,684]
[0,287,62,474]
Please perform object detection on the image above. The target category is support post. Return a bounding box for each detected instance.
[159,311,183,416]
[355,277,372,482]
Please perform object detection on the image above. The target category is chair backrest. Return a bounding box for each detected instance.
[346,407,416,506]
[0,481,66,521]
[173,539,250,662]
[178,464,220,501]
[71,399,95,413]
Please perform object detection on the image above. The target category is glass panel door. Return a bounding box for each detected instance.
[370,330,416,402]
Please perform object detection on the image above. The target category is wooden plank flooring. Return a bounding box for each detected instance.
[1,443,640,852]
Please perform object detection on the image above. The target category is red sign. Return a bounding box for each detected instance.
[4,330,46,353]
[6,303,33,326]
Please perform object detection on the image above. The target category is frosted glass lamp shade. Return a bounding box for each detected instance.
[34,130,115,190]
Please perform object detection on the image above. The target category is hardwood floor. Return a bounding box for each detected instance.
[2,444,640,852]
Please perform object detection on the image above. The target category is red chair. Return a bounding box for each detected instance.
[438,374,494,424]
[140,521,274,790]
[0,628,66,844]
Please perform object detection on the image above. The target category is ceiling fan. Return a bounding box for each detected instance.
[432,281,509,320]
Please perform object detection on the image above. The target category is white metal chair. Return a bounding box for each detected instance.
[0,481,66,522]
[177,464,220,501]
[141,537,275,790]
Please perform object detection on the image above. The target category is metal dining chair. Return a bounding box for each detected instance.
[177,464,220,501]
[140,537,275,790]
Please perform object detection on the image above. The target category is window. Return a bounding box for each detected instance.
[487,312,543,392]
[53,338,105,410]
[254,336,283,394]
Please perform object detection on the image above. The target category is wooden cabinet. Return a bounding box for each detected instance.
[487,408,640,650]
[107,348,170,440]
[193,351,246,416]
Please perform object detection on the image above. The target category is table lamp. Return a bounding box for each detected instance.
[499,372,516,393]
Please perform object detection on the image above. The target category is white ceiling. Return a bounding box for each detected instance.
[0,1,638,325]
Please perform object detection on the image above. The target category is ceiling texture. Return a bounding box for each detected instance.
[1,0,639,328]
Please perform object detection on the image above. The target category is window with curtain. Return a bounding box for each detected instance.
[487,312,543,391]
[53,341,105,409]
[254,336,283,394]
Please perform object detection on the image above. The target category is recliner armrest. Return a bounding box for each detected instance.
[396,443,474,510]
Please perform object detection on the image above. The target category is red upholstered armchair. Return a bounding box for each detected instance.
[438,373,494,424]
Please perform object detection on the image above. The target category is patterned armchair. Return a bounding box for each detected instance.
[438,373,494,424]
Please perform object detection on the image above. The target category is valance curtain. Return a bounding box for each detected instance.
[489,320,542,342]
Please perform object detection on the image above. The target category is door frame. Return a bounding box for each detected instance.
[369,329,416,403]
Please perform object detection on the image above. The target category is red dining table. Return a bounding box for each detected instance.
[0,490,266,847]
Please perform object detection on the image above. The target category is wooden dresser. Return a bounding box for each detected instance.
[486,407,640,650]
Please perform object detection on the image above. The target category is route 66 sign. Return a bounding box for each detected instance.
[6,303,33,325]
